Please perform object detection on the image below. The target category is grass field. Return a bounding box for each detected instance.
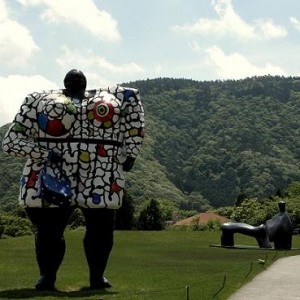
[0,229,300,300]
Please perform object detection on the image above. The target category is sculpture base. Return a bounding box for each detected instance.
[209,244,300,250]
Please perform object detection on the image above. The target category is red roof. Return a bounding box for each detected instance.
[174,212,229,226]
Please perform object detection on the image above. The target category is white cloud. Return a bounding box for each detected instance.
[56,46,145,86]
[0,0,8,20]
[290,17,300,31]
[0,75,58,126]
[18,0,121,42]
[0,0,39,67]
[205,45,287,79]
[171,0,287,41]
[255,19,287,39]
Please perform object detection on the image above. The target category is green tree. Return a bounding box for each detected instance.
[230,198,278,226]
[115,190,135,230]
[286,182,300,198]
[137,199,164,230]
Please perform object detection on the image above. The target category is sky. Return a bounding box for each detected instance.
[1,0,300,126]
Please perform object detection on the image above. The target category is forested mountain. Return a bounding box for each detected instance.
[1,75,300,211]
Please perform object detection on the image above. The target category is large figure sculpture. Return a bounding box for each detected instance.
[221,201,293,250]
[2,69,145,290]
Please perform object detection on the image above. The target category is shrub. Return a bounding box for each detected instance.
[0,224,3,238]
[67,208,85,229]
[0,213,32,237]
[230,198,278,225]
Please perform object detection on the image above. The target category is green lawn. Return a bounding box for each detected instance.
[0,229,300,300]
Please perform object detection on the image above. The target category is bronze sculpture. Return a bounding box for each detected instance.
[221,201,293,250]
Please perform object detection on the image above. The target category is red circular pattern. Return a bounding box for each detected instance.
[93,101,114,122]
[47,119,65,136]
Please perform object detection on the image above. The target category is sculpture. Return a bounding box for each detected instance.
[221,201,293,250]
[2,69,145,290]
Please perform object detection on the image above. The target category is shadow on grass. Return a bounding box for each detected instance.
[0,288,119,299]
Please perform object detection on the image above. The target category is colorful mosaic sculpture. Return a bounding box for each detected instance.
[2,86,145,208]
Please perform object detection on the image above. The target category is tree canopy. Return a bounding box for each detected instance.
[1,75,300,211]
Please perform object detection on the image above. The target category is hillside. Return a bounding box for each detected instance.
[130,76,300,207]
[1,76,300,211]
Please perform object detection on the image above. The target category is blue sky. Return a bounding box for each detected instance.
[1,0,300,125]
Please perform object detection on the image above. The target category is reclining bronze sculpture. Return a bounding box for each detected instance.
[221,201,293,250]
